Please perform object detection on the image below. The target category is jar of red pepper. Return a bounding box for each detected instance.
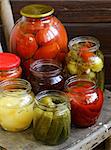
[65,76,104,127]
[0,53,22,81]
[10,4,68,78]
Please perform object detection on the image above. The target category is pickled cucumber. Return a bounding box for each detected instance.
[33,107,44,131]
[59,109,71,141]
[45,114,63,145]
[34,111,53,141]
[40,96,55,107]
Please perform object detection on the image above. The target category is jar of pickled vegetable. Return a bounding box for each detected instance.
[30,59,65,94]
[33,90,71,145]
[0,53,22,81]
[65,76,103,127]
[10,4,68,78]
[0,78,34,132]
[66,36,104,90]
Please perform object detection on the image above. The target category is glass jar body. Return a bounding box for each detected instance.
[0,66,22,81]
[0,78,34,132]
[65,77,104,127]
[10,15,68,78]
[33,90,71,145]
[30,59,65,94]
[65,36,104,90]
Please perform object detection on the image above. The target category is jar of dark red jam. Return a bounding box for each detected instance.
[65,76,104,127]
[0,53,22,81]
[30,59,65,94]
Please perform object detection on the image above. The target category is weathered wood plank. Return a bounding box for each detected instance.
[10,0,111,23]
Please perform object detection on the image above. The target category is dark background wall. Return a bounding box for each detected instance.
[1,0,111,88]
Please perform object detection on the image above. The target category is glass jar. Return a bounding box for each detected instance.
[0,53,22,81]
[65,76,103,127]
[30,59,65,94]
[10,4,68,78]
[33,90,71,145]
[65,36,104,90]
[0,78,34,132]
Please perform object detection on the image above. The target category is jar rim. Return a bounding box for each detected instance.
[68,36,100,52]
[35,90,69,110]
[0,78,32,94]
[64,76,97,94]
[30,59,62,77]
[20,4,54,18]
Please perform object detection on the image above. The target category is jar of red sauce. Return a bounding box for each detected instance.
[0,53,22,81]
[10,4,68,78]
[30,59,65,94]
[65,76,104,127]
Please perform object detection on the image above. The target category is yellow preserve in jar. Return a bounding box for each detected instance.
[0,78,34,132]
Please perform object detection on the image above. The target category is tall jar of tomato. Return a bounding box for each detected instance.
[65,76,104,127]
[65,36,104,90]
[10,4,68,78]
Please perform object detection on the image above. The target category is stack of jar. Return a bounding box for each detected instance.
[0,4,104,146]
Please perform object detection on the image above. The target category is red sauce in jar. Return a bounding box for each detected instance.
[65,77,103,127]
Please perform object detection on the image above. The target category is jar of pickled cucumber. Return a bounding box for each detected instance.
[0,78,34,132]
[10,4,68,78]
[65,36,104,90]
[65,76,104,127]
[33,90,71,145]
[0,53,22,81]
[30,59,65,94]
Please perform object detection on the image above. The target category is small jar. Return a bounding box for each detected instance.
[0,53,22,81]
[10,4,68,78]
[65,36,104,90]
[65,76,103,127]
[33,90,71,145]
[0,78,34,132]
[30,59,65,94]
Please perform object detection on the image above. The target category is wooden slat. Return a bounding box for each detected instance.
[65,23,111,55]
[10,0,111,23]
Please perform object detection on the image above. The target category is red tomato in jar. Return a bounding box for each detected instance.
[35,26,56,46]
[33,41,60,59]
[16,33,38,59]
[52,16,68,50]
[10,24,24,53]
[20,19,44,34]
[22,58,35,78]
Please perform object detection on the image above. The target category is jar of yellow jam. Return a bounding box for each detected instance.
[0,78,34,132]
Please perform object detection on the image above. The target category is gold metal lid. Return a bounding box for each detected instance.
[20,4,54,18]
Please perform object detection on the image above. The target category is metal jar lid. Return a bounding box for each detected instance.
[20,4,54,18]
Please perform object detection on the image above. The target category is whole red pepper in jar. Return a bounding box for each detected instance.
[0,53,22,81]
[10,4,68,79]
[65,76,104,127]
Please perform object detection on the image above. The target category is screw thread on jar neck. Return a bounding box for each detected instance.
[30,59,62,78]
[0,78,31,94]
[68,36,100,52]
[65,76,97,94]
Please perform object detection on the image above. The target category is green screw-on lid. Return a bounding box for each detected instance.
[20,4,54,18]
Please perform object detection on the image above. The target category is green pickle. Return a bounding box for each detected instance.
[33,91,70,145]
